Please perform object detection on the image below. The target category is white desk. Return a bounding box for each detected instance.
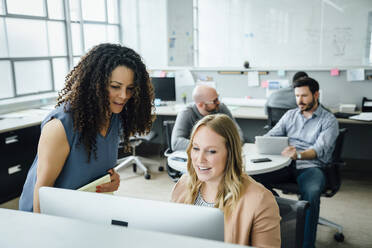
[0,208,248,248]
[155,104,268,120]
[242,143,291,175]
[168,143,291,175]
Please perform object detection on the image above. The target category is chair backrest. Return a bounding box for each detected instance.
[163,120,175,154]
[275,196,309,248]
[323,128,347,197]
[267,106,291,128]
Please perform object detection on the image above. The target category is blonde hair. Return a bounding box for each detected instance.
[184,114,248,214]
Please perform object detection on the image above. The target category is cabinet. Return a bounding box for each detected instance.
[0,125,40,203]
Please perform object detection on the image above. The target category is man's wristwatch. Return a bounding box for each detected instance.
[296,152,302,160]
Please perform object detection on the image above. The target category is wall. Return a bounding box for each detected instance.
[121,0,168,67]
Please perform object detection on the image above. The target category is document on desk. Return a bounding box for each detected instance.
[349,112,372,121]
[77,174,113,194]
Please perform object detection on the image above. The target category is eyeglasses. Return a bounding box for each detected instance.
[204,96,220,105]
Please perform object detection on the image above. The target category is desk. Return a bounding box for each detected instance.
[155,104,267,120]
[242,143,291,175]
[0,208,248,248]
[168,143,291,175]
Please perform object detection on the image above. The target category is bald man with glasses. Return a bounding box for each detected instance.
[171,85,244,151]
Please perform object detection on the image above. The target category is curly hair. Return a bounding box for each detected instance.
[57,43,155,161]
[183,114,249,215]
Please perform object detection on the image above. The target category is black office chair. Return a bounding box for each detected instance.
[276,196,309,248]
[271,128,348,242]
[163,120,182,182]
[264,106,291,130]
[115,131,159,180]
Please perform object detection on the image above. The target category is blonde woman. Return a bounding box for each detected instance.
[171,114,281,247]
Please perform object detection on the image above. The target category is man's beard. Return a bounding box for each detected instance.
[205,105,219,114]
[299,98,317,113]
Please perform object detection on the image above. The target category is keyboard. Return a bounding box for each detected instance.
[333,112,357,119]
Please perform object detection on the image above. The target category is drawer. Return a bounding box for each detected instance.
[0,157,33,203]
[0,126,40,161]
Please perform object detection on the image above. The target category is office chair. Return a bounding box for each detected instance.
[264,106,291,130]
[163,120,182,182]
[275,196,309,248]
[115,131,159,180]
[265,105,330,131]
[271,128,348,242]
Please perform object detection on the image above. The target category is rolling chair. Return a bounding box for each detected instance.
[115,131,159,180]
[271,128,348,242]
[264,106,291,130]
[163,120,182,182]
[275,196,309,248]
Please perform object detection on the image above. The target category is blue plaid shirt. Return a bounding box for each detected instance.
[266,105,339,169]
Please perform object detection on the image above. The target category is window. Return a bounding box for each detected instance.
[0,0,121,100]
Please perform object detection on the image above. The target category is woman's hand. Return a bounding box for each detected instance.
[96,169,120,193]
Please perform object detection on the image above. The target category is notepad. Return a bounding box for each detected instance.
[77,174,113,194]
[349,112,372,121]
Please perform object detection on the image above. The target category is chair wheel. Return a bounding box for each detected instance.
[334,233,344,242]
[158,166,164,172]
[132,163,137,172]
[145,174,151,180]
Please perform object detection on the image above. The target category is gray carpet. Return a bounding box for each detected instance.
[2,157,371,247]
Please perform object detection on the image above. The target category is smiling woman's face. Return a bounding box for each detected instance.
[108,66,135,114]
[191,125,227,184]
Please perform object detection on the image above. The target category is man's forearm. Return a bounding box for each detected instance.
[172,137,190,151]
[297,149,317,160]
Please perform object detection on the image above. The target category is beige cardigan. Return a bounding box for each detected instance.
[171,175,281,248]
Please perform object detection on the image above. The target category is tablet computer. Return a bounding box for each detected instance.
[255,136,289,155]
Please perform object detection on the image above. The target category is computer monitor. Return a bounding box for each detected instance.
[39,187,224,241]
[151,77,176,102]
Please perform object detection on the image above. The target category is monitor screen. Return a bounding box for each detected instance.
[39,187,224,241]
[151,77,176,102]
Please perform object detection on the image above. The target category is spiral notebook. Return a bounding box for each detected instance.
[77,174,113,194]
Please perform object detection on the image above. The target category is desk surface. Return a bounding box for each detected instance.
[167,143,291,175]
[0,208,247,248]
[155,104,371,124]
[1,103,370,133]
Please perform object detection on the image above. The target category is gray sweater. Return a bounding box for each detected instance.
[264,87,297,115]
[171,103,244,151]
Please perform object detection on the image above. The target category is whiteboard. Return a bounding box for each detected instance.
[198,0,372,67]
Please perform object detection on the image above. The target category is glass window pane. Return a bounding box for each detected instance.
[47,21,67,56]
[69,0,80,21]
[0,61,14,99]
[48,0,65,20]
[73,56,81,67]
[7,0,46,16]
[7,18,48,57]
[71,23,82,55]
[81,0,106,21]
[14,60,52,95]
[0,0,4,15]
[0,18,8,58]
[84,24,107,51]
[107,25,119,43]
[107,0,119,24]
[52,58,68,91]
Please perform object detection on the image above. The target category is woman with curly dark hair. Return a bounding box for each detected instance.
[19,43,154,212]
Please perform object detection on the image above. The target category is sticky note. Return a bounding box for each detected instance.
[261,81,269,88]
[331,69,339,76]
[160,71,167,77]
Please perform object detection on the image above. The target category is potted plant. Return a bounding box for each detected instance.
[181,92,187,104]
